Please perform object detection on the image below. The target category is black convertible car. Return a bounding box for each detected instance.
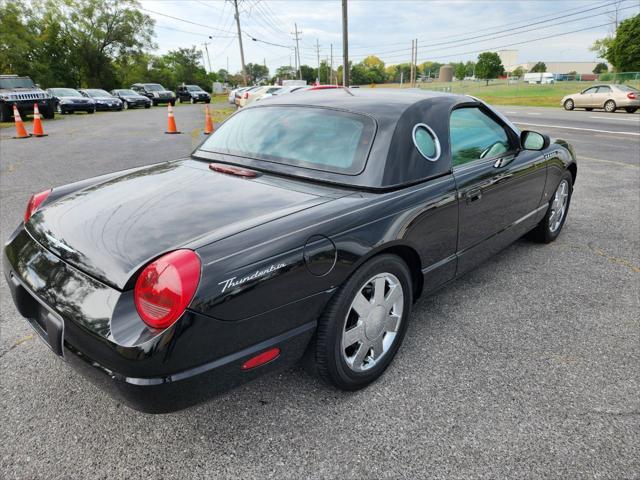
[4,89,576,413]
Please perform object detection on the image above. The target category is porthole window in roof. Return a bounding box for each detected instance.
[412,124,440,162]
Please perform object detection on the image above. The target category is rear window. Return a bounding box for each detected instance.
[198,106,375,175]
[617,84,639,92]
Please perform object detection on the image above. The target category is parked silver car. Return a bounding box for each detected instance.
[561,84,639,113]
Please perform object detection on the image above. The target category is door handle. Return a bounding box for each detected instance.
[465,189,482,204]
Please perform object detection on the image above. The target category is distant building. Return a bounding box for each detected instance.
[518,61,604,75]
[498,50,519,72]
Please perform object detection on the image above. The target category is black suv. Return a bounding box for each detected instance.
[130,83,176,106]
[176,84,211,104]
[0,75,55,122]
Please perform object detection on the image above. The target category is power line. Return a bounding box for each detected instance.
[347,3,636,60]
[139,7,238,36]
[418,21,616,62]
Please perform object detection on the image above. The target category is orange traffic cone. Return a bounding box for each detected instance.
[12,105,31,139]
[203,104,214,135]
[32,103,47,137]
[165,104,180,134]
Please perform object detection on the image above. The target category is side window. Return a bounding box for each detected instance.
[449,107,511,167]
[597,86,611,93]
[583,87,598,94]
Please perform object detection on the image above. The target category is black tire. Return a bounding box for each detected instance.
[0,104,10,122]
[205,98,211,104]
[563,99,574,111]
[625,107,638,114]
[190,97,195,104]
[530,170,573,244]
[585,108,593,111]
[604,100,616,113]
[42,105,55,119]
[123,101,129,110]
[56,103,64,115]
[87,108,95,114]
[151,100,157,107]
[144,103,150,109]
[311,254,413,391]
[170,100,176,106]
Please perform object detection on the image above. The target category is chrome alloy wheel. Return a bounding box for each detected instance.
[341,273,404,372]
[549,179,569,233]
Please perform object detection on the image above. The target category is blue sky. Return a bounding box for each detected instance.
[139,0,639,74]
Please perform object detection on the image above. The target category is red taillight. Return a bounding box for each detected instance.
[134,250,201,329]
[24,189,52,223]
[243,92,249,99]
[242,348,280,370]
[209,163,257,178]
[627,92,636,99]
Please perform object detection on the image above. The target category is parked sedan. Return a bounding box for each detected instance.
[228,86,250,104]
[78,89,123,111]
[4,89,577,413]
[561,84,639,113]
[177,84,211,104]
[237,85,282,107]
[47,88,96,114]
[110,89,151,109]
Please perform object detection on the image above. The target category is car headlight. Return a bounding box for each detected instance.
[59,99,72,104]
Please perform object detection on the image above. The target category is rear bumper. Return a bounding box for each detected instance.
[4,227,324,413]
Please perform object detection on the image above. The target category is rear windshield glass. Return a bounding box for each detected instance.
[198,106,375,175]
[617,84,639,92]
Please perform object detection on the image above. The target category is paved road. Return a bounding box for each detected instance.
[497,105,639,166]
[1,103,638,479]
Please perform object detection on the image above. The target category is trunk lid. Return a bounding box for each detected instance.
[27,159,339,289]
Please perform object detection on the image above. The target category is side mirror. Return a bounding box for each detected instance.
[521,130,550,151]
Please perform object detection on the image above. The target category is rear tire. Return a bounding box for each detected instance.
[530,171,573,244]
[0,104,11,122]
[604,100,616,113]
[625,107,638,114]
[311,254,413,391]
[563,99,574,111]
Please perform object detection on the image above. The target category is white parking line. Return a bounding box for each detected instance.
[515,122,640,136]
[589,115,640,122]
[527,112,542,115]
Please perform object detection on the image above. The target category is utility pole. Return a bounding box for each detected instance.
[409,39,415,88]
[202,42,212,73]
[292,23,302,80]
[315,39,321,84]
[413,38,418,87]
[342,0,349,87]
[330,43,334,85]
[233,0,248,86]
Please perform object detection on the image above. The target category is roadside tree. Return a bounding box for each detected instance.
[475,52,504,85]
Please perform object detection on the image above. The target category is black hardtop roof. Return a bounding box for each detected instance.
[250,87,472,120]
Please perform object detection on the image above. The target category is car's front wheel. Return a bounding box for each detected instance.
[122,101,128,110]
[56,104,63,115]
[311,254,413,390]
[563,99,574,111]
[190,97,195,104]
[530,171,573,243]
[604,100,616,113]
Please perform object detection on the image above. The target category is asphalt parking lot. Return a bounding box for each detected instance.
[1,102,638,479]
